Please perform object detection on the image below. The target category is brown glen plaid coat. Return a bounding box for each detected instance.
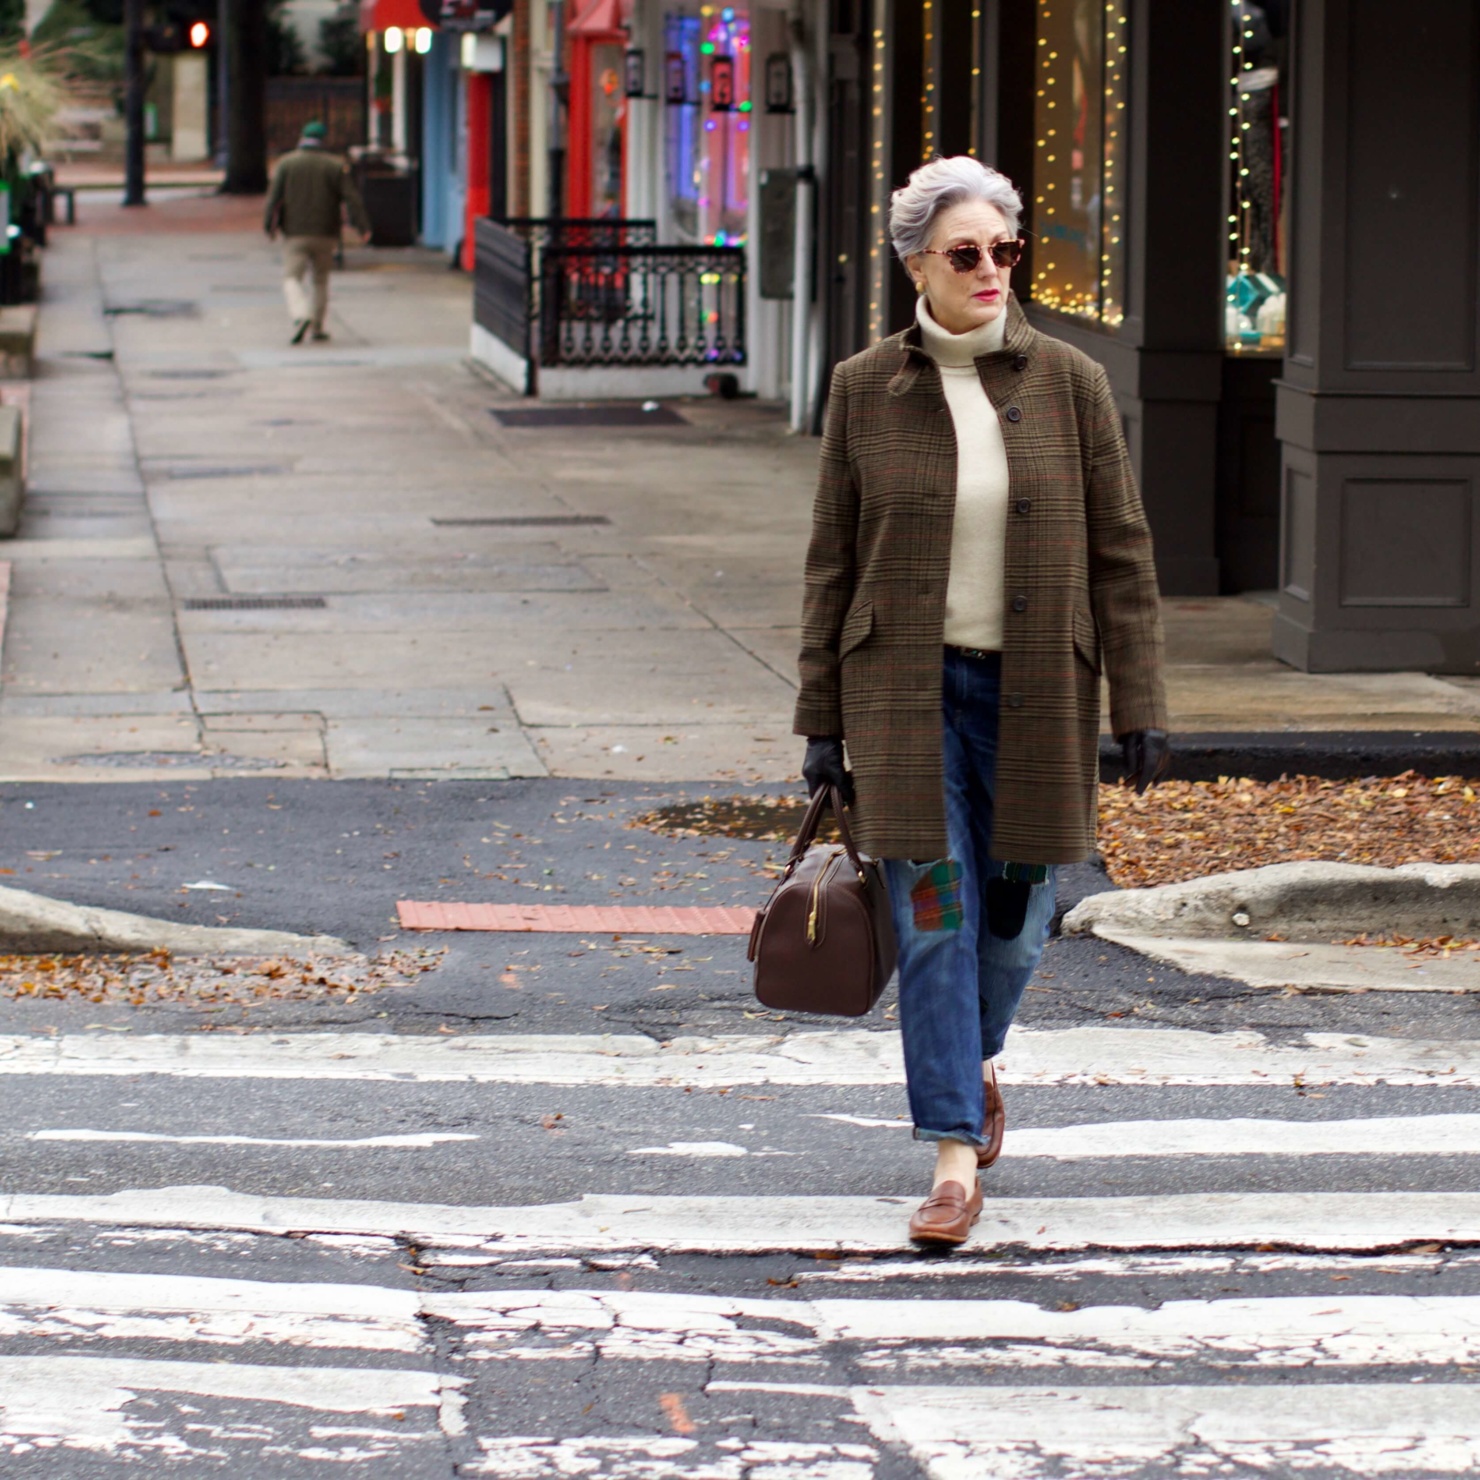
[793,295,1167,864]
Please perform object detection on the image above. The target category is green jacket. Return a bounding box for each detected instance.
[264,145,370,239]
[794,295,1167,864]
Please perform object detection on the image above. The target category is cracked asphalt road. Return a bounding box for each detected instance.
[2,779,1479,1475]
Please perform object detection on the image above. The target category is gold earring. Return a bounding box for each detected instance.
[915,279,925,294]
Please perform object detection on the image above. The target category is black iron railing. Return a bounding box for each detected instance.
[540,245,746,368]
[472,218,745,388]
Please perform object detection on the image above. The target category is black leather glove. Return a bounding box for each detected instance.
[1119,728,1172,795]
[802,736,855,806]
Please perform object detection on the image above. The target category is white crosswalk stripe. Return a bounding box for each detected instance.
[4,1025,1480,1084]
[3,1020,1479,1475]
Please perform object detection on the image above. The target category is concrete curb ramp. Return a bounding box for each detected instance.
[0,884,351,957]
[1064,862,1480,993]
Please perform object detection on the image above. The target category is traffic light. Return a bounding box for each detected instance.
[144,12,213,52]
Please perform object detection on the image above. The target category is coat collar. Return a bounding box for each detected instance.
[888,293,1035,397]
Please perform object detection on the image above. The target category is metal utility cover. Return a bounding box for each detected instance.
[490,406,688,428]
[183,597,329,610]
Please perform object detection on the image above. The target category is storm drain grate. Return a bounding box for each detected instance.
[490,405,688,428]
[53,751,286,770]
[430,515,610,527]
[183,596,328,610]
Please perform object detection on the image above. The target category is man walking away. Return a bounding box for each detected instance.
[263,122,372,344]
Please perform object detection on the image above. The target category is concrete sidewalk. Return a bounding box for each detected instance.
[1,200,1477,785]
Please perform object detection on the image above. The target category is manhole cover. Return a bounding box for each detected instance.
[53,751,287,770]
[491,405,688,428]
[183,596,328,610]
[429,515,610,527]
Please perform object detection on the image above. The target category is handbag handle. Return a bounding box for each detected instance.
[786,785,868,878]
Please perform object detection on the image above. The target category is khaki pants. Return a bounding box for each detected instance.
[282,235,336,331]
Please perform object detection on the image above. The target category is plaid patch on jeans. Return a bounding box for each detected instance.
[910,860,964,932]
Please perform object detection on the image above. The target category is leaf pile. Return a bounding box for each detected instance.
[1334,933,1480,960]
[636,774,1480,893]
[636,795,820,843]
[1,948,443,1007]
[1101,772,1480,888]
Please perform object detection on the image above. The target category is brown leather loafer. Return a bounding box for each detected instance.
[907,1178,983,1246]
[977,1059,1005,1168]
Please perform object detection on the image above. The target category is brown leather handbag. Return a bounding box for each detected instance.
[747,786,898,1016]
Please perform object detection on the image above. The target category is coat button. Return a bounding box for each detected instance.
[1006,693,1023,708]
[1015,498,1032,515]
[1011,594,1028,613]
[1004,406,1022,423]
[1013,354,1028,371]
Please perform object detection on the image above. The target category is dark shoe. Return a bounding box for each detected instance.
[311,328,330,341]
[907,1178,983,1246]
[977,1059,1005,1169]
[290,320,311,345]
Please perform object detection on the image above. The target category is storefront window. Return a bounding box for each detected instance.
[1030,0,1128,327]
[664,4,750,245]
[1225,0,1290,353]
[589,41,626,217]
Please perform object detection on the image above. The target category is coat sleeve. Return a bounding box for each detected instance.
[793,363,860,739]
[263,163,285,233]
[1082,364,1168,738]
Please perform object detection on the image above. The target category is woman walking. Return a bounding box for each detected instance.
[794,156,1170,1246]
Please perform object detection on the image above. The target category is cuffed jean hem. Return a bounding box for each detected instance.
[912,1126,989,1147]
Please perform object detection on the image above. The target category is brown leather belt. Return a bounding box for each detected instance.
[945,644,1000,662]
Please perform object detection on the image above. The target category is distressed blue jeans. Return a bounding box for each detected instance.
[882,649,1058,1147]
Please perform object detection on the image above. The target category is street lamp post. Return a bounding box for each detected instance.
[123,0,147,206]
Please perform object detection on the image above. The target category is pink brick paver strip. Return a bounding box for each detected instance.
[397,901,758,934]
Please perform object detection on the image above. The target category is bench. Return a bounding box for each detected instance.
[49,185,76,226]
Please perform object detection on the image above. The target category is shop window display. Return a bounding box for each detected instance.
[664,4,751,245]
[1226,0,1290,353]
[1030,0,1128,327]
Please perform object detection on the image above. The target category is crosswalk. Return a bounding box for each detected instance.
[2,1012,1479,1475]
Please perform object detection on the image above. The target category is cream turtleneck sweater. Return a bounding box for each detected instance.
[916,296,1010,652]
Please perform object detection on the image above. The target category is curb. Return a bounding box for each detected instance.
[0,884,352,957]
[1098,730,1480,783]
[1063,861,1480,941]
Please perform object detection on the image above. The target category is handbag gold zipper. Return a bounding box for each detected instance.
[807,850,841,944]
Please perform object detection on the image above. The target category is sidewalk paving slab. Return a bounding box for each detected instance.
[0,197,1473,787]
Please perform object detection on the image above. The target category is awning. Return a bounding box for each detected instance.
[568,0,630,36]
[359,0,430,33]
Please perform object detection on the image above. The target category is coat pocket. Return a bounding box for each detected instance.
[1072,606,1101,674]
[839,599,875,659]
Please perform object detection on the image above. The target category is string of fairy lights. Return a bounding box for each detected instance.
[1030,0,1126,326]
[867,19,888,342]
[1228,2,1254,271]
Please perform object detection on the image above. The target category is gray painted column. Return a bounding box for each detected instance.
[1017,0,1225,597]
[1274,0,1480,673]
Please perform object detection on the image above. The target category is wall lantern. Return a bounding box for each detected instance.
[664,50,687,104]
[624,47,645,98]
[710,54,734,110]
[764,52,792,113]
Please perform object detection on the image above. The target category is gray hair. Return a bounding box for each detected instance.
[889,156,1024,263]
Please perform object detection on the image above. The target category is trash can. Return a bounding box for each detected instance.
[351,153,418,247]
